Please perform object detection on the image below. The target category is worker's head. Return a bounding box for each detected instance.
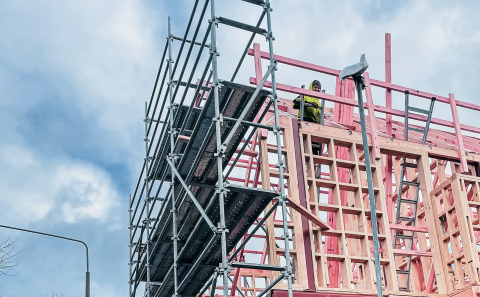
[312,80,321,92]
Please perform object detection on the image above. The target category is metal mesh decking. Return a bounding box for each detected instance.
[138,81,277,297]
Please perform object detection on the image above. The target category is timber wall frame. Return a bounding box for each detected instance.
[129,1,480,297]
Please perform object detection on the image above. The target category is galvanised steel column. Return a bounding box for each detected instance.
[264,1,293,296]
[353,76,383,297]
[208,1,229,296]
[143,101,153,297]
[167,16,180,297]
[129,194,133,297]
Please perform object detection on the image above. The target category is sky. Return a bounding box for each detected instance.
[0,0,480,296]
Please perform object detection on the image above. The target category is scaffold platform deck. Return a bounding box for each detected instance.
[150,80,270,182]
[138,81,276,297]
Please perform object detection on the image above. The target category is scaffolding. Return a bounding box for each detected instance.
[129,2,480,297]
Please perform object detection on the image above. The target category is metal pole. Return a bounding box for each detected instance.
[353,76,384,297]
[256,273,286,297]
[0,224,90,297]
[143,100,152,297]
[166,158,216,231]
[229,200,280,261]
[209,271,218,297]
[300,85,305,121]
[264,1,293,297]
[320,90,326,125]
[129,194,133,297]
[167,16,180,297]
[196,274,214,297]
[220,66,273,149]
[208,1,229,296]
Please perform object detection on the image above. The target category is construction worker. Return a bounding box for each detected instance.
[292,80,322,124]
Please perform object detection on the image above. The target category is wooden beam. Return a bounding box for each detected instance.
[250,77,480,135]
[389,224,428,233]
[247,46,480,112]
[392,249,432,257]
[363,72,381,160]
[285,196,331,230]
[300,123,480,164]
[418,152,449,294]
[449,93,468,172]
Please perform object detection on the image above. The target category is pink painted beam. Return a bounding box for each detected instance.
[373,104,480,135]
[389,224,428,233]
[385,33,393,136]
[363,72,381,160]
[449,93,468,172]
[247,47,480,112]
[251,78,358,106]
[253,43,263,84]
[385,33,394,223]
[251,77,480,135]
[393,249,432,257]
[426,265,435,293]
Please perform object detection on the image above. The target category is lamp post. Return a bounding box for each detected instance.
[0,224,90,297]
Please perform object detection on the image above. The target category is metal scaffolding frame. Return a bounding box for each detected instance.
[129,1,293,297]
[128,2,480,297]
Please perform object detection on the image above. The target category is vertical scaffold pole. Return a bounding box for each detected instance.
[208,1,229,297]
[167,16,180,297]
[264,1,293,297]
[143,103,152,297]
[129,194,133,297]
[353,76,383,297]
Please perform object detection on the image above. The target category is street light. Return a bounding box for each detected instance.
[0,224,90,297]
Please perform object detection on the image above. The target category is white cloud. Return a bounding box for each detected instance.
[56,162,119,224]
[0,143,120,225]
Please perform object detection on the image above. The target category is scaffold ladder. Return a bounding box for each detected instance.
[392,160,420,291]
[404,90,435,144]
[393,93,434,291]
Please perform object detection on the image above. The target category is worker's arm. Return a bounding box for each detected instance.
[293,96,320,109]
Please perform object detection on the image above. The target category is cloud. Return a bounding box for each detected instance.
[0,143,120,225]
[1,0,480,296]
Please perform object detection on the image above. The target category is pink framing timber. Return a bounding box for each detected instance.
[247,38,480,172]
[245,34,480,286]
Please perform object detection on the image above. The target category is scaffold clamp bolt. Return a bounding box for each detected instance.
[215,188,228,195]
[220,145,227,153]
[214,227,229,234]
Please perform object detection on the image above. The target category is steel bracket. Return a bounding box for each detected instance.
[215,187,229,194]
[212,114,224,123]
[143,218,155,224]
[214,227,229,235]
[167,153,179,161]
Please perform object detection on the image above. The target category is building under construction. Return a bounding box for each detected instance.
[128,1,480,297]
